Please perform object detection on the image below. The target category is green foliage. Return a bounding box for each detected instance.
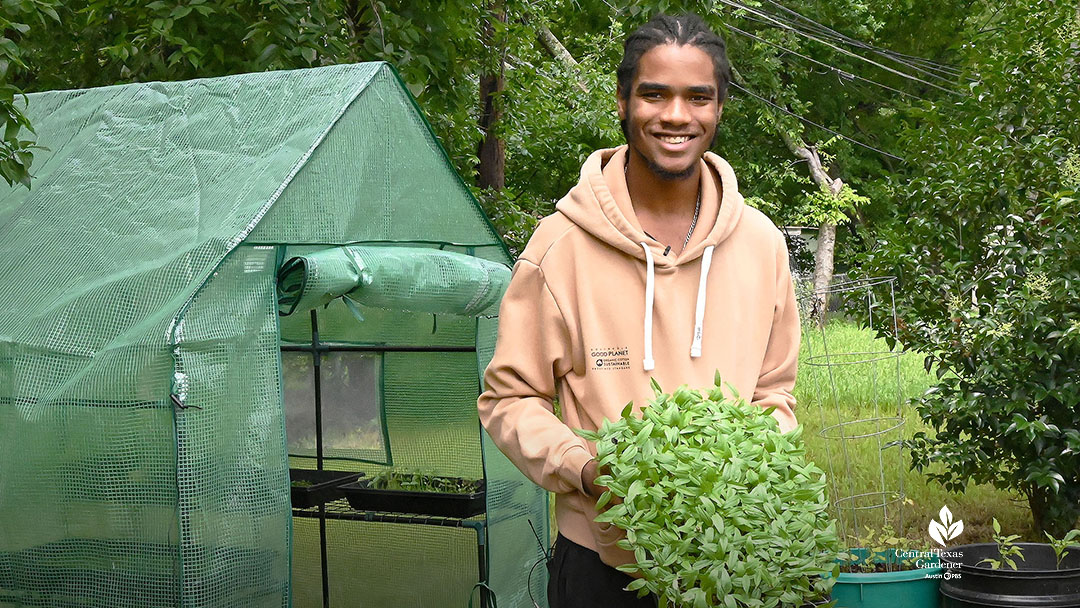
[13,0,957,251]
[1062,149,1080,189]
[0,0,57,187]
[978,518,1025,570]
[802,183,870,226]
[475,187,542,258]
[747,137,870,228]
[844,525,921,573]
[577,376,840,608]
[857,0,1080,536]
[1045,528,1080,569]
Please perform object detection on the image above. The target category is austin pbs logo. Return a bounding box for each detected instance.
[929,505,964,547]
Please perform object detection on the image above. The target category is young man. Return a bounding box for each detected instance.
[477,13,800,607]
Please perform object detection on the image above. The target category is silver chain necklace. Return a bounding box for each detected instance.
[625,160,702,252]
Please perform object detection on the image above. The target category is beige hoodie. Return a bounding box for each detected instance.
[478,146,800,568]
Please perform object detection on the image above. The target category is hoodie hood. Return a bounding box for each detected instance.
[555,145,746,267]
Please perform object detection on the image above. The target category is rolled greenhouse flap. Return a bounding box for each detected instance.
[277,245,511,318]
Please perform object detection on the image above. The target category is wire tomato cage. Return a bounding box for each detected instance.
[798,275,911,552]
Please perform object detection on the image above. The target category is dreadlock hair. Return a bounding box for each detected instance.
[617,13,732,137]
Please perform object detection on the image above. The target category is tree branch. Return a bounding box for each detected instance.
[535,24,589,94]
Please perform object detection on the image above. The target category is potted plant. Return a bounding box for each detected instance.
[578,376,842,607]
[940,519,1080,607]
[830,525,943,608]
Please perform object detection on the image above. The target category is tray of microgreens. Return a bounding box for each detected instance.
[577,374,841,608]
[339,469,485,518]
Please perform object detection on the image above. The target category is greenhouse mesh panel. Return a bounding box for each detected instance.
[0,248,290,608]
[171,247,291,607]
[381,351,482,479]
[0,64,381,369]
[285,350,482,480]
[0,64,385,608]
[481,431,550,608]
[279,289,477,348]
[290,513,480,607]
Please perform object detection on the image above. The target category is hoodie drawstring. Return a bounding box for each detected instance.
[691,245,715,358]
[639,242,656,371]
[638,243,717,371]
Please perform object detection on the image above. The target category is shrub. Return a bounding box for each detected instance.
[856,1,1080,536]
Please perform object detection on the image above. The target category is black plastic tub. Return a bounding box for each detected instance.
[339,478,485,518]
[289,469,362,509]
[941,543,1080,607]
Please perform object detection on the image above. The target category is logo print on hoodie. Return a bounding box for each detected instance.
[590,346,631,371]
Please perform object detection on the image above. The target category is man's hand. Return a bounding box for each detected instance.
[580,459,605,498]
[581,459,624,510]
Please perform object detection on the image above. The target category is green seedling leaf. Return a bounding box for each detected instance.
[595,490,612,511]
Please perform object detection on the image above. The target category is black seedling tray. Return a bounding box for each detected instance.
[339,478,485,518]
[289,469,362,509]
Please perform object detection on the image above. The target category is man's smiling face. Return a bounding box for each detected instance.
[618,43,722,181]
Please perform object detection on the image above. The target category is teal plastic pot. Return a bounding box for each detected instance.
[831,549,943,608]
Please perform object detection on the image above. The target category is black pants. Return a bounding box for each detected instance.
[547,534,658,608]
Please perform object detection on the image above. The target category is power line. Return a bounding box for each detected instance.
[758,0,965,79]
[717,0,963,95]
[721,22,926,101]
[757,0,967,82]
[726,0,961,89]
[729,81,906,163]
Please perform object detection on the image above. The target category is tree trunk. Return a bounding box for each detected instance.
[1028,485,1080,537]
[776,130,845,325]
[1030,487,1049,535]
[476,3,506,191]
[812,223,837,323]
[726,69,849,324]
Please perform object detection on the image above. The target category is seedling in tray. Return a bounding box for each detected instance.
[368,469,482,494]
[289,469,362,509]
[340,469,485,518]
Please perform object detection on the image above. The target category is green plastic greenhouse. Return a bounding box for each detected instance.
[0,62,548,607]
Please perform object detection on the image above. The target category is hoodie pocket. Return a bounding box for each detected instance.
[588,498,627,558]
[567,492,635,568]
[589,517,639,571]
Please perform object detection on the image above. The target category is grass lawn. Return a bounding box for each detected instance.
[796,320,1034,546]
